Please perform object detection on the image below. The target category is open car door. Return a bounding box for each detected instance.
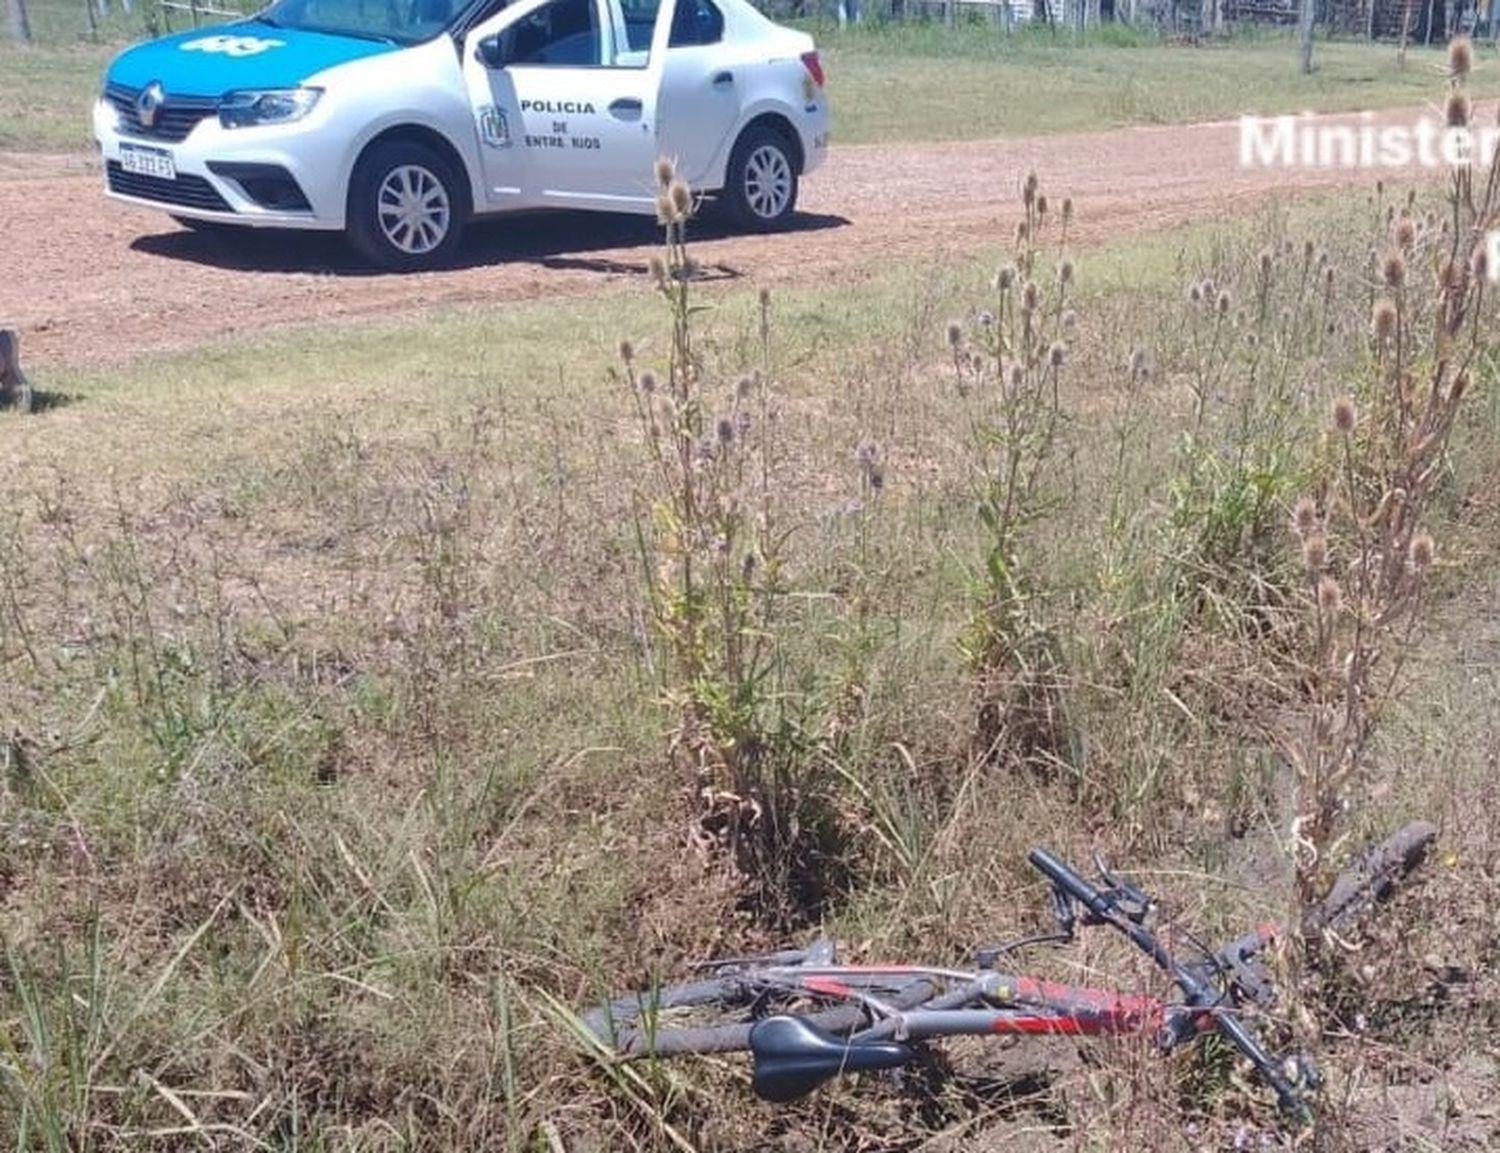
[462,0,676,211]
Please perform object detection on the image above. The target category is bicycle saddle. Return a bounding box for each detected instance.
[749,1016,913,1102]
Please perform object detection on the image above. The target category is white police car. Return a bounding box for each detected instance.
[93,0,829,269]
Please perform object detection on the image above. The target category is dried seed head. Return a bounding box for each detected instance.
[1023,280,1040,312]
[1292,496,1319,537]
[1320,572,1344,617]
[1303,238,1316,262]
[1382,249,1406,288]
[1450,34,1473,77]
[1037,194,1049,216]
[1189,281,1203,305]
[1008,363,1025,389]
[855,440,879,468]
[1409,533,1435,571]
[1048,341,1066,368]
[995,264,1016,291]
[1129,347,1148,376]
[1061,196,1074,223]
[655,191,677,225]
[1259,248,1274,276]
[1016,220,1029,244]
[716,416,735,444]
[1446,90,1472,129]
[1471,241,1490,281]
[638,368,659,394]
[1332,395,1357,434]
[1023,170,1039,206]
[1372,297,1398,340]
[1201,276,1216,299]
[669,178,693,218]
[1317,575,1344,614]
[945,319,964,349]
[618,338,635,363]
[1302,533,1329,571]
[1316,248,1329,269]
[1216,289,1232,317]
[1325,265,1336,289]
[1394,216,1417,250]
[736,374,756,400]
[1058,258,1074,285]
[1246,330,1260,348]
[1061,308,1077,331]
[654,156,675,188]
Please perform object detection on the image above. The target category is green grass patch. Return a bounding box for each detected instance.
[818,29,1480,143]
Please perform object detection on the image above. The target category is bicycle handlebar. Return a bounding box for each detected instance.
[1027,846,1310,1120]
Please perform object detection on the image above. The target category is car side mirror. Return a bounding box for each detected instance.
[476,33,506,68]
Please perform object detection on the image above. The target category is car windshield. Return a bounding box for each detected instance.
[254,0,458,45]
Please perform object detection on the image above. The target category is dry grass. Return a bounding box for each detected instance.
[1,174,1498,1152]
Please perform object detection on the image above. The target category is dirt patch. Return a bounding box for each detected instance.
[0,110,1439,368]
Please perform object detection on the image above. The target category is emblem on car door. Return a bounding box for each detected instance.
[478,105,511,148]
[137,81,166,130]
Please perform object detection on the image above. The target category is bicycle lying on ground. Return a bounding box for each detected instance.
[579,822,1437,1121]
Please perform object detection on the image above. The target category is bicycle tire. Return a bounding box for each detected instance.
[582,974,941,1057]
[1307,820,1438,935]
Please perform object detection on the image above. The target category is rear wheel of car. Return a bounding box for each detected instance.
[346,140,467,272]
[722,125,799,232]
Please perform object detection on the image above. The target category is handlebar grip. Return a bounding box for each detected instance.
[1027,847,1104,909]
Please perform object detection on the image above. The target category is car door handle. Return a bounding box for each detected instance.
[608,98,643,120]
[711,70,734,87]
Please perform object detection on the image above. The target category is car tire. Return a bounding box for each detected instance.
[346,140,468,272]
[722,125,799,233]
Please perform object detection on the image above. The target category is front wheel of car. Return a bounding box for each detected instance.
[346,140,467,272]
[722,126,799,232]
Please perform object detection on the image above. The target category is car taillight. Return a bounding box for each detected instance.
[800,51,825,88]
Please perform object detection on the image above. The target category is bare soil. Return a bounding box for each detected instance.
[2,110,1432,368]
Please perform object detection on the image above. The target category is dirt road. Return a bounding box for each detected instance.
[3,111,1437,368]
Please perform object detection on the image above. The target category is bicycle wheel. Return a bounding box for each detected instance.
[581,972,941,1058]
[1308,820,1438,935]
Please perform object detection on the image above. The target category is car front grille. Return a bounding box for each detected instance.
[106,162,233,212]
[104,82,218,143]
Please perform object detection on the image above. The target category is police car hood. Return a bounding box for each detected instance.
[106,22,404,96]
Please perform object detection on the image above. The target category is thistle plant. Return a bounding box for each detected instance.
[950,173,1075,768]
[1287,37,1488,958]
[614,158,840,920]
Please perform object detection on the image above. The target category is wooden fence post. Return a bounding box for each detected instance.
[0,330,33,414]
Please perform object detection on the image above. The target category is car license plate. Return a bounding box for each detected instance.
[120,143,175,181]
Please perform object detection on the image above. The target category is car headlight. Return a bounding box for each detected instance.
[218,87,323,129]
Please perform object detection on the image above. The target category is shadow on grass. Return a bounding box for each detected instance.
[128,208,850,277]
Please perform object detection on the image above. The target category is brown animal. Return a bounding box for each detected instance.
[0,329,32,414]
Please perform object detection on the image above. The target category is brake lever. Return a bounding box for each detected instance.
[1049,885,1077,938]
[1089,848,1152,924]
